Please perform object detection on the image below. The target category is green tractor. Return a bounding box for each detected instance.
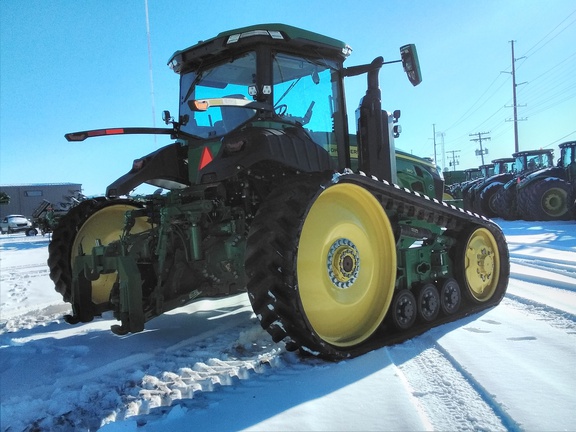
[465,157,516,217]
[516,141,576,220]
[48,24,509,360]
[492,148,556,220]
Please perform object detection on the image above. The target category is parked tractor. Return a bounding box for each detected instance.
[448,167,482,201]
[48,24,509,360]
[492,148,557,220]
[464,157,516,218]
[516,141,575,220]
[461,164,494,210]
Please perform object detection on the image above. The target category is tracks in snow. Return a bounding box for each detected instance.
[387,286,576,432]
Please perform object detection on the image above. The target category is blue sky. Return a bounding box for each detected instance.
[1,0,575,196]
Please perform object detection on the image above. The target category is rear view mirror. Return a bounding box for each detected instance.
[400,44,422,86]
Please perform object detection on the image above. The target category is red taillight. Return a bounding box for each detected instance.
[199,147,214,170]
[87,128,125,137]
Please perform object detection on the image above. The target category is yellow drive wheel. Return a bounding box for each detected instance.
[462,227,501,302]
[297,183,397,347]
[71,203,151,305]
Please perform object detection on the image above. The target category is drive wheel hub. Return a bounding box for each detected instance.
[327,239,360,289]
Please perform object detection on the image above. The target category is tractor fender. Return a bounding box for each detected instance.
[106,143,190,198]
[518,166,565,190]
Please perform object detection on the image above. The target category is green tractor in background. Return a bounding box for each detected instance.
[464,157,516,218]
[48,24,509,360]
[461,164,494,210]
[492,147,574,221]
[516,141,576,220]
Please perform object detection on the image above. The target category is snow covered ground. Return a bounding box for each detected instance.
[1,219,575,431]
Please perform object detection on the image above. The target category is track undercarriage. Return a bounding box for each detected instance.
[49,171,509,360]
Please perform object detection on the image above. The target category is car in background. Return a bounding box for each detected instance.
[0,215,38,235]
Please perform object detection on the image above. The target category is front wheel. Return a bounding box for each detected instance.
[518,178,573,221]
[245,176,397,359]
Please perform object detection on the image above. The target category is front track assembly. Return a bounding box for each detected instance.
[246,171,510,360]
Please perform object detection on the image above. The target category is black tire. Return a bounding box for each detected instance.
[492,183,518,220]
[462,187,473,211]
[245,175,397,360]
[478,181,504,218]
[26,228,38,236]
[517,178,574,221]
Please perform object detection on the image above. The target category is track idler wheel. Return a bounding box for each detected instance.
[390,289,417,330]
[416,283,440,322]
[461,227,502,303]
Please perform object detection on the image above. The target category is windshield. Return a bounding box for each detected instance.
[179,52,258,139]
[562,145,574,167]
[178,50,341,148]
[273,53,337,128]
[516,152,553,172]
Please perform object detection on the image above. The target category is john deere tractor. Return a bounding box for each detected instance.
[48,24,509,360]
[465,157,516,217]
[492,148,555,220]
[516,141,575,220]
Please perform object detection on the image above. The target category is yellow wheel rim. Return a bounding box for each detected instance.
[463,227,500,302]
[71,204,151,304]
[542,187,567,216]
[297,183,396,347]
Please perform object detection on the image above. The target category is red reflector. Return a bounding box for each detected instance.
[199,147,214,170]
[106,128,125,135]
[87,128,125,137]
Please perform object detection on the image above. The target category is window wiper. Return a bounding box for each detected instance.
[182,72,204,103]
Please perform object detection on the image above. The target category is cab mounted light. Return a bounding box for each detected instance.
[227,30,284,44]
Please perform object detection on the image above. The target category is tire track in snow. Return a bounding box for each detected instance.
[0,264,50,282]
[503,295,576,334]
[386,338,520,431]
[1,317,285,431]
[510,253,576,277]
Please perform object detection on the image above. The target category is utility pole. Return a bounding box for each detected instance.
[503,40,526,153]
[437,131,446,171]
[511,40,519,153]
[470,132,490,166]
[432,124,437,165]
[446,150,460,171]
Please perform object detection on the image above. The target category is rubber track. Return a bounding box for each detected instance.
[245,172,510,360]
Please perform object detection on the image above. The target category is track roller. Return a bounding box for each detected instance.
[416,283,440,322]
[390,289,417,330]
[439,278,461,315]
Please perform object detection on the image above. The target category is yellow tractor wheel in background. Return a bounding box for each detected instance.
[71,203,151,305]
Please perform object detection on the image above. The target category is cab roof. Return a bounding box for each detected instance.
[168,23,350,73]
